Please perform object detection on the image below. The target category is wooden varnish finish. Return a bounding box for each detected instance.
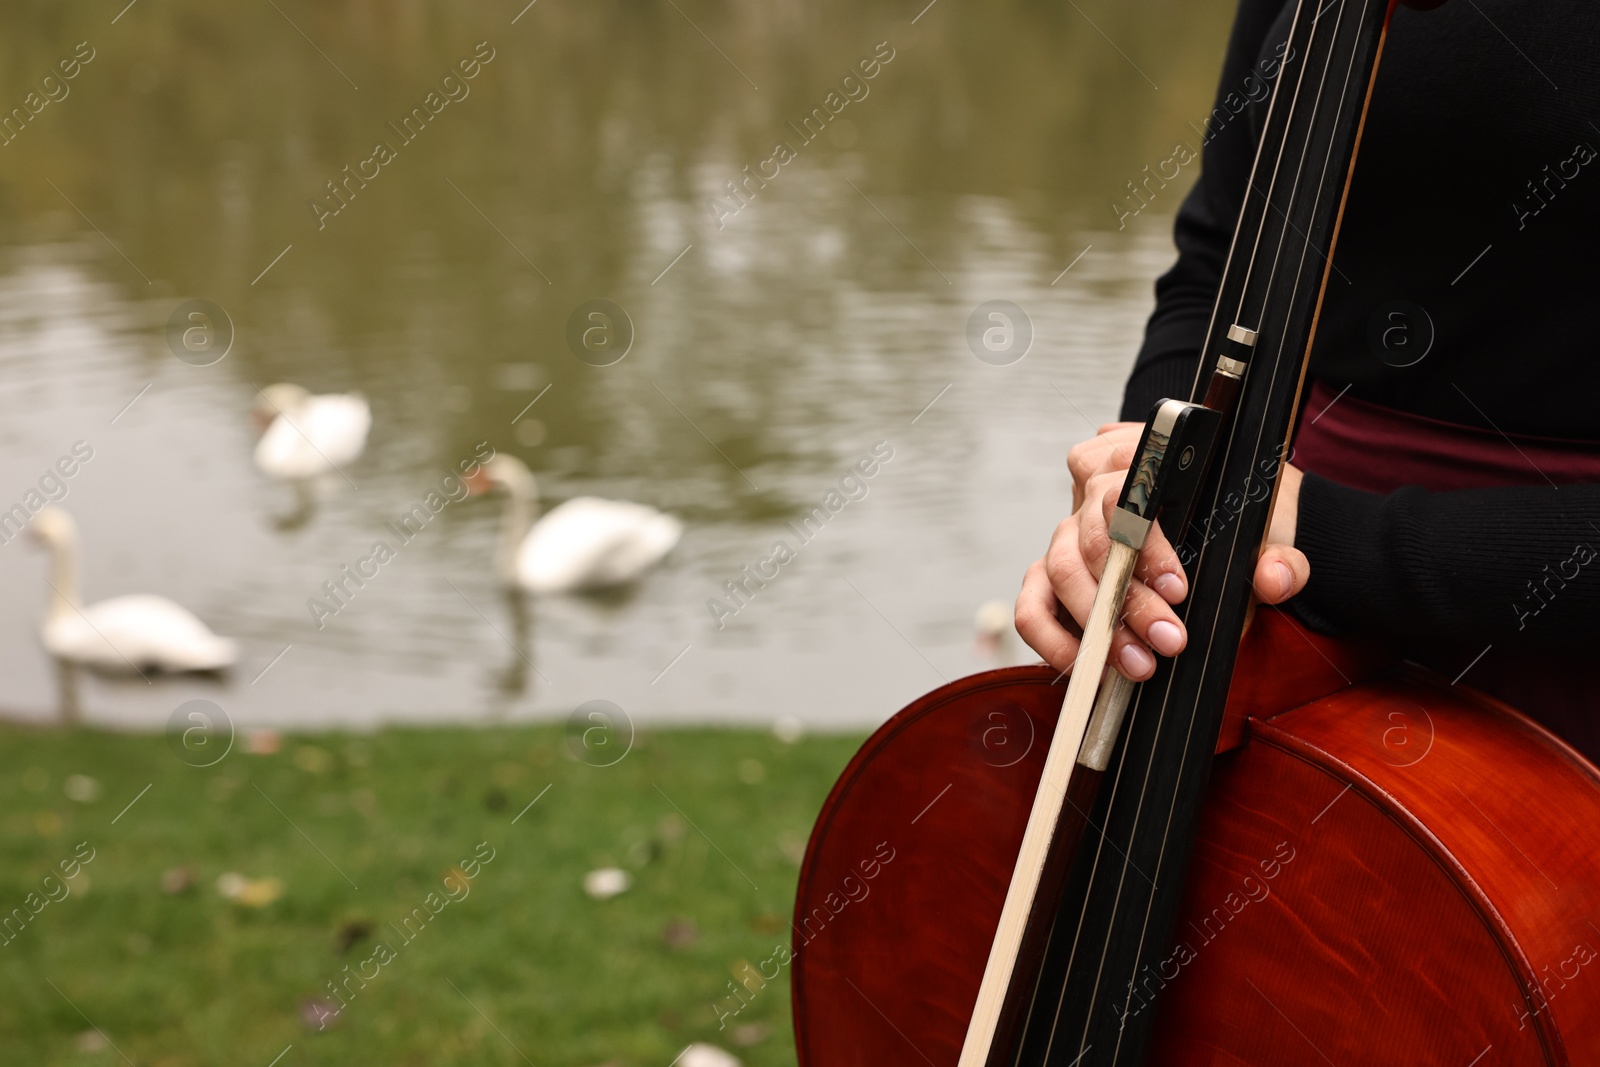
[792,610,1600,1065]
[790,668,1068,1066]
[1150,667,1600,1064]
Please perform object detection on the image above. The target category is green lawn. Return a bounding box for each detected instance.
[0,720,864,1066]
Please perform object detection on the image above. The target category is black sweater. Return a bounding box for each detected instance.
[1122,0,1600,654]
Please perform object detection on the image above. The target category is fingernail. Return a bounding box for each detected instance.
[1119,643,1156,678]
[1147,620,1184,657]
[1152,572,1186,603]
[1273,562,1294,599]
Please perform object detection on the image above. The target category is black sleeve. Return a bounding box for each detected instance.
[1120,0,1600,654]
[1120,0,1295,421]
[1290,473,1600,648]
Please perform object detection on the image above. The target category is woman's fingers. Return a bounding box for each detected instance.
[1082,471,1189,606]
[1045,478,1190,681]
[1066,423,1141,480]
[1099,519,1190,678]
[1015,557,1082,674]
[1067,423,1142,508]
[1044,513,1099,628]
[1254,544,1310,604]
[1028,431,1313,679]
[1096,484,1188,601]
[1076,472,1122,578]
[1041,536,1155,680]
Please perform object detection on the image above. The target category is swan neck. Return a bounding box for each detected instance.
[499,473,539,580]
[45,528,81,619]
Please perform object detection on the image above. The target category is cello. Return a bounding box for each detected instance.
[789,0,1600,1061]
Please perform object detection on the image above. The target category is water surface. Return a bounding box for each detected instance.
[0,0,1232,730]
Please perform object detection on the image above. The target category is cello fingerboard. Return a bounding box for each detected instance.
[1007,0,1394,1063]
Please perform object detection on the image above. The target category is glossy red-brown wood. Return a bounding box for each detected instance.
[1215,604,1393,751]
[792,610,1600,1065]
[789,668,1067,1064]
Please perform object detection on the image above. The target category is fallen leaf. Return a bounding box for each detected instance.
[334,919,375,953]
[246,730,281,755]
[778,837,807,866]
[244,729,280,755]
[583,867,630,900]
[772,717,804,744]
[299,998,341,1030]
[237,877,285,908]
[730,960,766,992]
[730,1022,771,1048]
[678,1043,741,1067]
[749,914,786,935]
[161,866,196,895]
[661,917,699,951]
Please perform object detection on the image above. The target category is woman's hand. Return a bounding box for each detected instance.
[1015,422,1309,681]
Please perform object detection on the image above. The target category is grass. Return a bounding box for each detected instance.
[0,720,864,1066]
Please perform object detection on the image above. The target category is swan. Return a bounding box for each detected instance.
[29,507,238,672]
[468,455,683,593]
[252,383,370,480]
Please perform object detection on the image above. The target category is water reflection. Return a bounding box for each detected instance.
[0,0,1230,729]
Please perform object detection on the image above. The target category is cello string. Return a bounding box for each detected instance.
[1101,4,1375,1062]
[1025,666,1149,1057]
[1043,0,1337,1043]
[1108,22,1370,1062]
[1055,0,1366,1057]
[1227,0,1337,327]
[1185,0,1314,404]
[1031,0,1336,1060]
[1236,0,1357,356]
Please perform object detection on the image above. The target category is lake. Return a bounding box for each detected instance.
[0,0,1232,731]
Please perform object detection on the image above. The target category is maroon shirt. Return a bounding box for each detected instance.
[1294,380,1600,759]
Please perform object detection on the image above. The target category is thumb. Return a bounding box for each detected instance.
[1254,545,1310,604]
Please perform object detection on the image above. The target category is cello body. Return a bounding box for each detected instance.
[791,610,1600,1064]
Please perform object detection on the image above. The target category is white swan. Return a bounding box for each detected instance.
[30,508,238,672]
[469,455,683,593]
[252,383,370,480]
